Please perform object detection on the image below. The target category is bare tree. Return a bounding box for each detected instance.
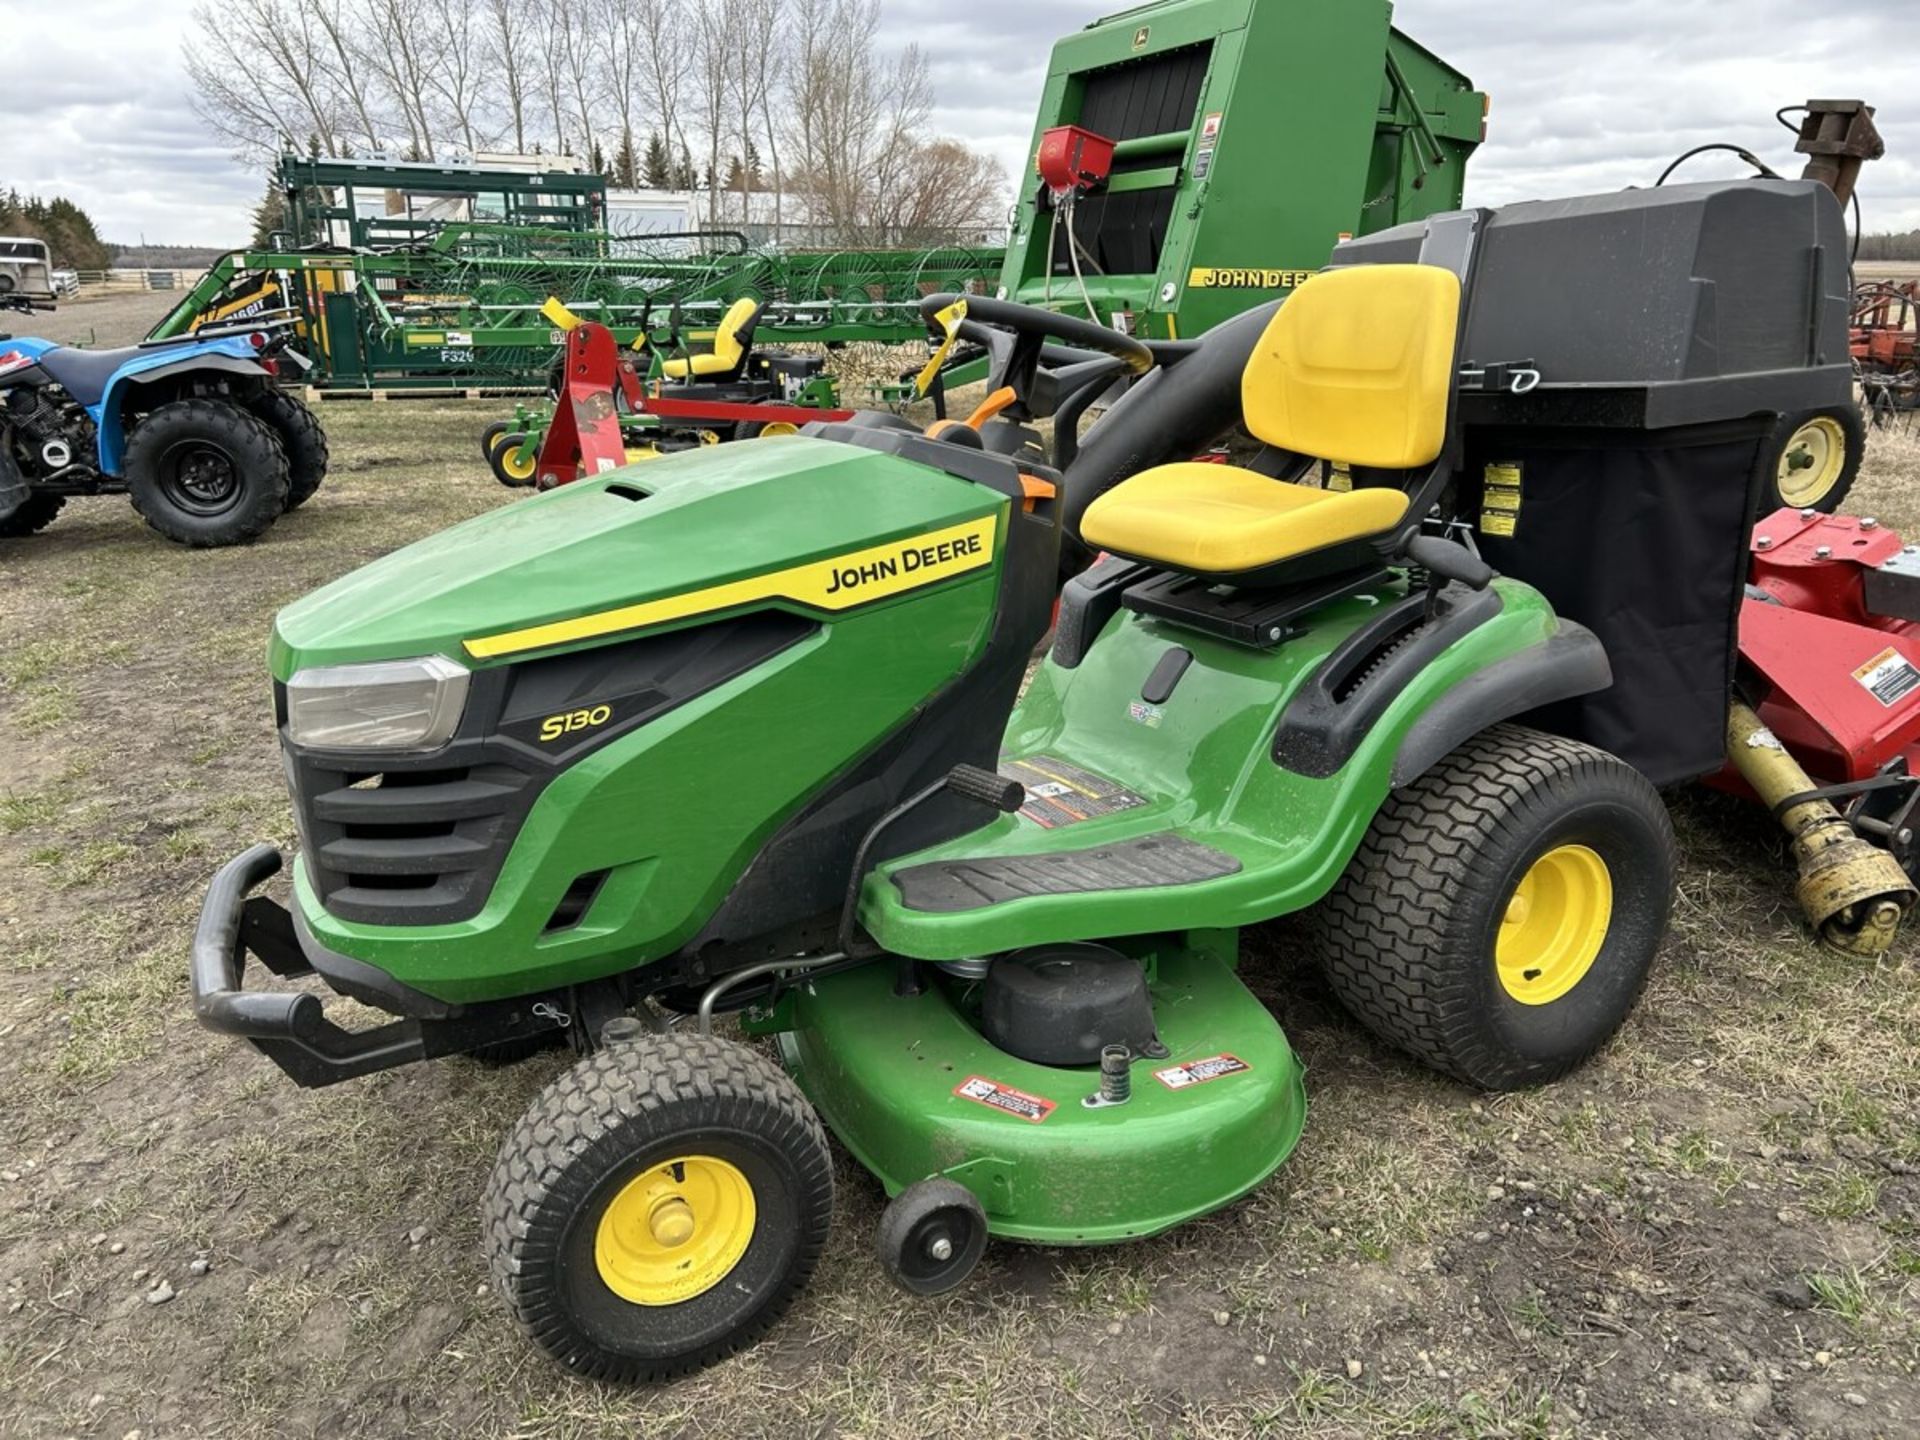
[691,0,743,218]
[427,0,494,156]
[356,0,442,158]
[484,0,533,153]
[631,0,692,188]
[312,0,383,151]
[184,0,346,159]
[595,0,651,181]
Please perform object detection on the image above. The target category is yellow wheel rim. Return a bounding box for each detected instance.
[1777,415,1847,508]
[594,1155,756,1306]
[756,421,801,438]
[1495,844,1613,1006]
[623,446,663,464]
[498,445,536,482]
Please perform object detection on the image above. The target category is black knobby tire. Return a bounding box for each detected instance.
[0,490,65,538]
[1760,404,1864,515]
[482,1032,834,1381]
[1308,724,1675,1091]
[248,388,329,509]
[480,419,514,462]
[124,399,289,547]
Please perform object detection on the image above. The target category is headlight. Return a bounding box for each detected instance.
[285,655,470,751]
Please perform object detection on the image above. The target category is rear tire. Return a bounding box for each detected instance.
[482,1032,833,1381]
[1308,724,1675,1091]
[1761,404,1864,514]
[124,399,289,547]
[247,389,329,510]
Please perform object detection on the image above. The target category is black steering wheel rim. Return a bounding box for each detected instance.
[920,292,1153,376]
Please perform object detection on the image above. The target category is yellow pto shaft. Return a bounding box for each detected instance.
[1725,701,1916,957]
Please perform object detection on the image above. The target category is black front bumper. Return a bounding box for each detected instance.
[191,845,562,1088]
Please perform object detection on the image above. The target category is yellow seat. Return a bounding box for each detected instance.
[1082,464,1410,574]
[1080,264,1461,576]
[662,296,761,379]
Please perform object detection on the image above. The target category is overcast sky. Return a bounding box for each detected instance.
[5,0,1918,246]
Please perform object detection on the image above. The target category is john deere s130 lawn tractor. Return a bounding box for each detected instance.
[192,178,1848,1381]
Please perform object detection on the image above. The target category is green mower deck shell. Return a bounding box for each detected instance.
[278,439,1012,1004]
[862,577,1562,958]
[780,941,1306,1243]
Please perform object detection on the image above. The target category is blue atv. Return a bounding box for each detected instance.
[0,283,326,546]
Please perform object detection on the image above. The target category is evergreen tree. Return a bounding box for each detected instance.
[590,138,608,178]
[612,129,638,188]
[743,140,762,191]
[722,155,745,194]
[642,131,673,189]
[674,148,697,190]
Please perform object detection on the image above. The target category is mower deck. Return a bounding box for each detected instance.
[780,941,1305,1244]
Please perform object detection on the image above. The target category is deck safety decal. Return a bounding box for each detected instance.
[1154,1054,1251,1090]
[954,1076,1056,1123]
[1000,755,1146,829]
[1853,646,1920,707]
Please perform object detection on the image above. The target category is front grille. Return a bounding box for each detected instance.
[280,611,817,927]
[285,683,546,924]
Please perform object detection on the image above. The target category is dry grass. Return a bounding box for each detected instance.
[0,402,1916,1438]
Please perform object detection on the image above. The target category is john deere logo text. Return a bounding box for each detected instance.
[464,514,999,659]
[1188,268,1317,290]
[823,530,987,596]
[539,704,613,743]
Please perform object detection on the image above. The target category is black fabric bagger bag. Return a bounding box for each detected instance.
[1461,420,1770,787]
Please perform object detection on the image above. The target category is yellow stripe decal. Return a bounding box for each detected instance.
[465,514,999,659]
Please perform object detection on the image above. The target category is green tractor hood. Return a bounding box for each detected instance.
[269,437,1005,678]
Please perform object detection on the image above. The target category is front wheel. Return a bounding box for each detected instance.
[124,399,289,547]
[1761,405,1864,514]
[482,1032,834,1382]
[247,389,329,510]
[1308,724,1675,1091]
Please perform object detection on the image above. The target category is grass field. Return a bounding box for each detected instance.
[1,297,1918,1438]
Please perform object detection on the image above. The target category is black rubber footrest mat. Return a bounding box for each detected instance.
[891,833,1242,914]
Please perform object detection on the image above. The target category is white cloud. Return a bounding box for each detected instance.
[4,0,1917,247]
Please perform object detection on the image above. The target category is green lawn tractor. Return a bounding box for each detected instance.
[192,178,1849,1382]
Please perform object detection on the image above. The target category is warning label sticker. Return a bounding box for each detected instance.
[1154,1054,1252,1090]
[1852,646,1920,707]
[954,1075,1056,1123]
[1480,460,1523,538]
[1000,755,1147,829]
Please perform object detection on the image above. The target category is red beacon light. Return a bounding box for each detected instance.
[1036,125,1116,200]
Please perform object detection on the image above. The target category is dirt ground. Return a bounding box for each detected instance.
[1,297,1918,1438]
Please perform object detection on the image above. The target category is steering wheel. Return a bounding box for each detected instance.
[919,292,1153,428]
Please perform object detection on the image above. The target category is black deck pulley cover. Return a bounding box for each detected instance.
[979,943,1165,1065]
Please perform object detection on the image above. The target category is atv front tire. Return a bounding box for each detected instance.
[124,399,289,547]
[482,1032,833,1381]
[1309,724,1675,1091]
[248,389,329,510]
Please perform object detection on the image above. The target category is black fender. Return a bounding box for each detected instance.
[1389,621,1613,787]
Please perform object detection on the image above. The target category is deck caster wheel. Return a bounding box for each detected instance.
[481,1032,834,1381]
[876,1177,988,1296]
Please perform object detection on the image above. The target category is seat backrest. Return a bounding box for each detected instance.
[711,297,763,369]
[1241,264,1460,470]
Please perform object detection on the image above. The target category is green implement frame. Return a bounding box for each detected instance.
[998,0,1485,338]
